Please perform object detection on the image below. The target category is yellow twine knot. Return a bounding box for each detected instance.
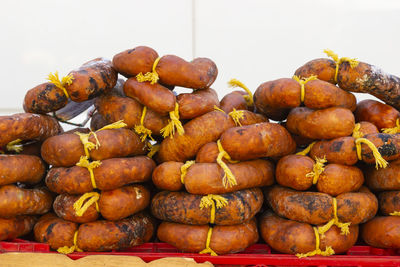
[390,211,400,216]
[228,78,254,106]
[296,141,317,156]
[324,49,359,83]
[318,198,351,237]
[352,123,364,139]
[6,139,23,153]
[228,109,244,126]
[199,227,218,256]
[136,57,161,84]
[355,137,388,169]
[160,103,184,138]
[199,194,228,224]
[47,71,74,99]
[292,75,318,103]
[57,231,83,254]
[134,106,154,142]
[73,192,100,217]
[306,157,327,184]
[382,118,400,134]
[180,160,195,184]
[296,227,335,258]
[76,156,101,189]
[97,120,127,131]
[216,140,239,188]
[146,142,160,158]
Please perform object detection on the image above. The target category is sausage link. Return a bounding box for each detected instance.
[0,155,46,186]
[220,91,250,113]
[294,58,337,84]
[0,215,37,241]
[53,194,99,223]
[365,159,400,191]
[355,99,400,130]
[177,88,220,119]
[378,191,400,215]
[23,83,68,114]
[361,216,400,249]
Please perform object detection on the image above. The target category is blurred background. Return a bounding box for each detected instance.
[0,0,399,115]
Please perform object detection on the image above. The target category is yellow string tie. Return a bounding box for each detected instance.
[213,105,225,113]
[355,138,388,169]
[324,49,359,83]
[296,227,335,258]
[199,194,228,224]
[292,75,318,103]
[306,157,327,184]
[228,78,254,106]
[6,139,23,153]
[136,57,161,84]
[146,142,160,158]
[390,211,400,216]
[47,71,74,99]
[180,160,195,184]
[96,120,127,132]
[352,123,364,139]
[216,140,238,188]
[73,192,100,217]
[296,141,317,156]
[57,231,83,254]
[160,103,185,138]
[318,198,351,237]
[76,156,102,189]
[228,109,244,126]
[134,106,154,142]
[382,118,400,134]
[199,227,218,256]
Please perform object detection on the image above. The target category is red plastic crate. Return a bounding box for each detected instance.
[2,239,400,266]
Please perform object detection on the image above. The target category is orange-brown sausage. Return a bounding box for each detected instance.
[152,159,274,195]
[0,216,37,241]
[46,156,155,194]
[378,191,400,215]
[294,58,337,84]
[157,219,258,255]
[220,91,250,113]
[365,159,400,191]
[23,83,68,114]
[0,185,53,218]
[196,142,220,163]
[112,46,159,78]
[260,211,358,255]
[355,99,400,130]
[356,121,379,136]
[0,155,46,186]
[361,216,400,249]
[286,107,355,140]
[177,88,220,119]
[90,112,109,131]
[41,129,146,167]
[53,194,99,223]
[0,113,62,147]
[151,188,263,225]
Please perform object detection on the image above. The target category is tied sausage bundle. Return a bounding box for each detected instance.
[34,120,157,252]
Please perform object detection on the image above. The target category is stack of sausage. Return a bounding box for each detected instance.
[257,50,400,257]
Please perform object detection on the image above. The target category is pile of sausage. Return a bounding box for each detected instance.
[1,47,400,257]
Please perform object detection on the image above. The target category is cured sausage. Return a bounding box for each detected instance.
[177,88,220,119]
[0,216,37,241]
[365,159,400,191]
[0,155,46,186]
[355,99,400,131]
[362,216,400,249]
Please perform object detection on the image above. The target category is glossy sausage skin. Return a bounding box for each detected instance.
[0,185,53,218]
[0,216,37,241]
[286,107,355,140]
[157,218,258,255]
[220,91,250,113]
[46,156,155,194]
[260,211,358,255]
[151,188,263,225]
[365,159,400,191]
[0,113,62,147]
[362,216,400,249]
[41,129,147,167]
[378,191,400,215]
[294,58,337,84]
[196,142,220,163]
[0,155,46,186]
[355,99,400,130]
[53,194,99,223]
[152,159,274,194]
[23,82,68,114]
[177,88,220,119]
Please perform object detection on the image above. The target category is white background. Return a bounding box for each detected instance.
[1,0,399,114]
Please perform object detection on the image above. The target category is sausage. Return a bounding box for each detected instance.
[355,99,400,130]
[265,186,377,225]
[365,159,400,191]
[46,156,155,194]
[152,159,274,194]
[355,121,379,136]
[286,107,355,140]
[158,110,266,162]
[156,56,217,90]
[0,215,37,241]
[23,83,68,114]
[90,112,109,131]
[0,185,53,218]
[124,78,176,115]
[0,155,46,186]
[196,142,220,163]
[41,129,146,167]
[0,113,62,147]
[254,78,356,121]
[378,191,400,215]
[151,188,263,225]
[259,211,359,255]
[276,155,364,195]
[157,218,258,255]
[177,88,220,119]
[95,94,168,135]
[65,58,117,102]
[361,216,400,249]
[53,194,99,223]
[220,91,250,113]
[294,58,337,84]
[112,46,159,78]
[219,122,296,161]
